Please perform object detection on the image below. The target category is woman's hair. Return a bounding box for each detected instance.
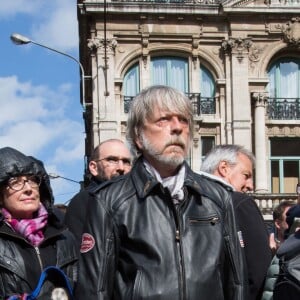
[126,85,193,154]
[200,144,256,174]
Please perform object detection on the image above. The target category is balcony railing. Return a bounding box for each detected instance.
[186,93,216,115]
[267,97,300,120]
[123,93,216,115]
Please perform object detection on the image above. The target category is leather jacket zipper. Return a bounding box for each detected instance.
[34,246,43,272]
[189,216,219,225]
[174,205,186,300]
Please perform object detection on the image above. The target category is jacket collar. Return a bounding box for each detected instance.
[131,156,202,199]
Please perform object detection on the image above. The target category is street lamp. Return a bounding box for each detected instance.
[10,33,88,110]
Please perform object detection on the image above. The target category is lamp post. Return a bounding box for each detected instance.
[10,33,88,110]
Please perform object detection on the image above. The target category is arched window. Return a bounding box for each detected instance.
[151,57,188,93]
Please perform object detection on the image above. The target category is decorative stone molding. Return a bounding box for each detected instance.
[193,137,199,148]
[252,92,268,107]
[283,17,300,47]
[199,127,218,135]
[221,37,253,62]
[192,35,200,69]
[87,37,118,54]
[248,43,265,69]
[141,33,149,69]
[266,125,300,137]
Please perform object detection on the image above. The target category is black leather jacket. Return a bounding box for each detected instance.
[0,212,78,298]
[0,147,78,298]
[75,158,246,300]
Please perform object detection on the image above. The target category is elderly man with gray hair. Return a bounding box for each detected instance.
[201,144,272,300]
[75,86,247,300]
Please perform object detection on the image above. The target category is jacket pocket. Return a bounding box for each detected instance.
[189,215,220,226]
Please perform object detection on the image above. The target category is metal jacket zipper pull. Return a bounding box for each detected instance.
[35,246,43,271]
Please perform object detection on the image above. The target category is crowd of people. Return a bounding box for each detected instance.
[0,85,299,299]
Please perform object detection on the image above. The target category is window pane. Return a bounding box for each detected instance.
[124,64,139,96]
[271,161,279,193]
[284,161,299,193]
[201,137,215,157]
[267,58,300,98]
[152,59,167,85]
[270,138,300,193]
[268,66,276,98]
[280,61,298,98]
[270,138,300,156]
[151,57,188,93]
[200,66,215,97]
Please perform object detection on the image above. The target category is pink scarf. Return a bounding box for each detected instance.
[2,204,48,246]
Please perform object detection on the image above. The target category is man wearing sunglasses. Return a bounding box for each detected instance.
[64,139,132,249]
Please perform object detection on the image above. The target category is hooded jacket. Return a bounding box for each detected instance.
[75,157,247,300]
[0,147,78,299]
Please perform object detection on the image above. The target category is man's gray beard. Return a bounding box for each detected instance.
[140,133,187,169]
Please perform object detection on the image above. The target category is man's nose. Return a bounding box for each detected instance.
[170,117,183,133]
[115,160,126,170]
[245,179,254,192]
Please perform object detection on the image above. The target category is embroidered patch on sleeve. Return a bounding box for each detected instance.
[237,230,245,248]
[80,233,95,253]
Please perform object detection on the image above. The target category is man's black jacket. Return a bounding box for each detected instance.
[75,158,247,300]
[65,178,103,249]
[232,192,272,300]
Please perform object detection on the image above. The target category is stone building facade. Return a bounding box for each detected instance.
[77,0,300,216]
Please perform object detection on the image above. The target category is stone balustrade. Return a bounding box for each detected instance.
[252,193,299,221]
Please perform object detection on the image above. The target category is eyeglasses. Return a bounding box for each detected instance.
[7,175,42,191]
[95,156,131,167]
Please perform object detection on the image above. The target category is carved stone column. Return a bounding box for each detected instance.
[222,37,253,148]
[87,36,118,141]
[252,92,269,193]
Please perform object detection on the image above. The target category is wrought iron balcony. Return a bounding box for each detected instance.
[186,93,216,115]
[123,93,216,115]
[267,97,300,120]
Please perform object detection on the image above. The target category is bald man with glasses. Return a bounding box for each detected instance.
[64,139,132,249]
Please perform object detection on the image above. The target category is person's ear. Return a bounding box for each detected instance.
[135,131,143,150]
[218,161,230,177]
[274,219,281,230]
[89,161,99,177]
